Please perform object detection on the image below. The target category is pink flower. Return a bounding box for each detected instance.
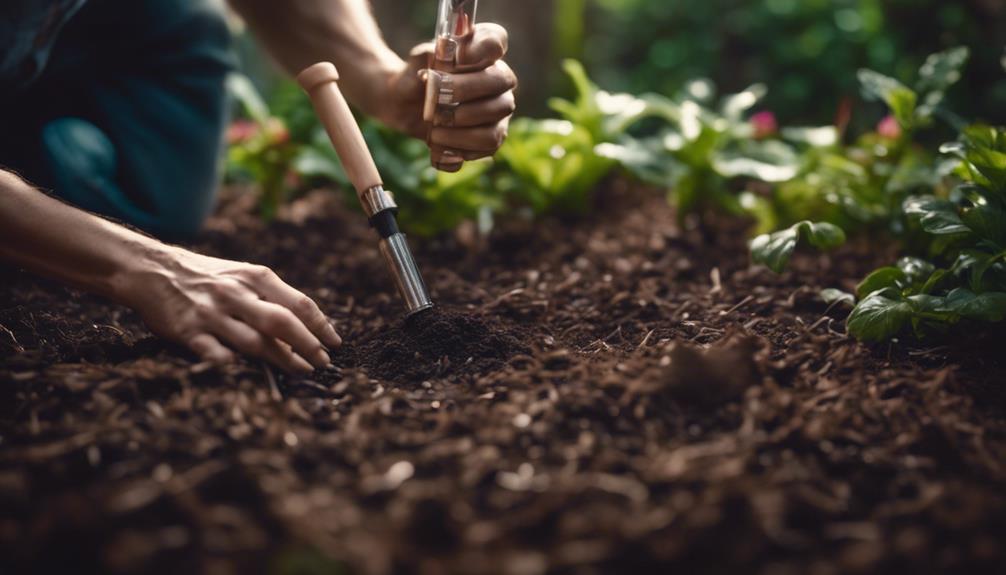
[226,120,259,145]
[877,115,902,140]
[750,111,778,139]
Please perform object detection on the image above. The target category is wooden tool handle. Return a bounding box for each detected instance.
[297,62,382,199]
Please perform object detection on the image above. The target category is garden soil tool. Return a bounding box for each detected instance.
[297,63,434,317]
[424,0,478,172]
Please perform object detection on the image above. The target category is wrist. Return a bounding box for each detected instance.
[104,234,177,305]
[361,53,408,122]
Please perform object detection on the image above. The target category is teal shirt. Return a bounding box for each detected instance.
[0,0,86,89]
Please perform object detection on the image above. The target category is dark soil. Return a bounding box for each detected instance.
[344,307,531,381]
[2,183,1006,575]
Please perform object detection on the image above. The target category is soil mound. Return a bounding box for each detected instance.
[345,307,531,381]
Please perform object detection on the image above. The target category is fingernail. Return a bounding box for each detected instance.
[293,355,315,373]
[314,348,331,368]
[326,321,343,347]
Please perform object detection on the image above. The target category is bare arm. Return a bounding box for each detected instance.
[228,0,517,167]
[0,169,341,372]
[228,0,403,121]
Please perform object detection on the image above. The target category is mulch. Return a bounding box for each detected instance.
[2,182,1005,575]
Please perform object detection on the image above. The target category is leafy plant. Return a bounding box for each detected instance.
[750,220,846,273]
[848,125,1006,341]
[225,75,301,219]
[857,47,969,133]
[747,47,969,271]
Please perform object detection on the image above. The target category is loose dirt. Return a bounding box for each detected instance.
[2,183,1005,575]
[344,307,531,381]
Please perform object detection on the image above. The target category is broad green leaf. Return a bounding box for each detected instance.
[720,84,767,121]
[848,291,914,342]
[594,138,683,187]
[961,203,1006,246]
[750,220,846,273]
[961,126,1006,190]
[916,47,969,94]
[781,126,839,148]
[915,47,969,120]
[857,69,918,129]
[941,288,1006,322]
[821,288,855,307]
[903,196,969,235]
[713,140,800,182]
[856,267,906,299]
[896,257,936,287]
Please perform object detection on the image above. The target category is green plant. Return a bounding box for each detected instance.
[750,220,846,273]
[748,47,969,271]
[848,125,1006,341]
[225,75,302,219]
[544,59,802,222]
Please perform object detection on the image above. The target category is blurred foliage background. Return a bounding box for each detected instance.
[356,0,1005,129]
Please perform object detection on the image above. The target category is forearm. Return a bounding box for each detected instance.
[0,169,168,301]
[228,0,405,118]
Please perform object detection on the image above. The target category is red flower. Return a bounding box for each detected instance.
[750,111,778,139]
[877,115,902,140]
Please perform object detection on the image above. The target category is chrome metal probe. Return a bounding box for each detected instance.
[297,63,434,317]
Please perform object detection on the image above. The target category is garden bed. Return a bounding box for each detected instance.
[2,183,1005,574]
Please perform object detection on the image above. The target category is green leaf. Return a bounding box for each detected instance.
[916,47,969,94]
[915,47,970,120]
[821,288,855,307]
[856,267,906,299]
[781,126,839,148]
[712,141,800,182]
[857,69,918,130]
[960,125,1006,190]
[594,138,683,187]
[750,220,846,273]
[941,288,1006,322]
[848,290,914,342]
[903,196,969,235]
[961,203,1006,246]
[720,84,767,121]
[227,74,270,125]
[896,257,936,286]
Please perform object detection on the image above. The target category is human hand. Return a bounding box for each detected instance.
[377,23,517,172]
[117,246,341,373]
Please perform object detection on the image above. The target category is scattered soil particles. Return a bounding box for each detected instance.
[2,183,1006,575]
[342,306,531,381]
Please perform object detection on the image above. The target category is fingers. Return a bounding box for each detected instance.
[188,333,234,365]
[406,42,435,73]
[229,298,331,370]
[251,269,342,348]
[445,91,516,128]
[430,115,511,155]
[457,23,509,71]
[431,60,517,104]
[211,315,314,374]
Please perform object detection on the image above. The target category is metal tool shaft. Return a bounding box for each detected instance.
[297,62,434,317]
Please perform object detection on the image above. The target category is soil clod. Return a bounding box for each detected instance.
[342,307,531,381]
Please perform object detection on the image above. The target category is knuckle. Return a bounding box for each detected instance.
[243,336,265,356]
[207,279,236,299]
[501,92,517,114]
[245,264,275,283]
[192,302,216,322]
[266,308,299,334]
[493,124,509,148]
[293,295,319,317]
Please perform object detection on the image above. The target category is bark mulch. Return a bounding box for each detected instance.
[1,183,1005,575]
